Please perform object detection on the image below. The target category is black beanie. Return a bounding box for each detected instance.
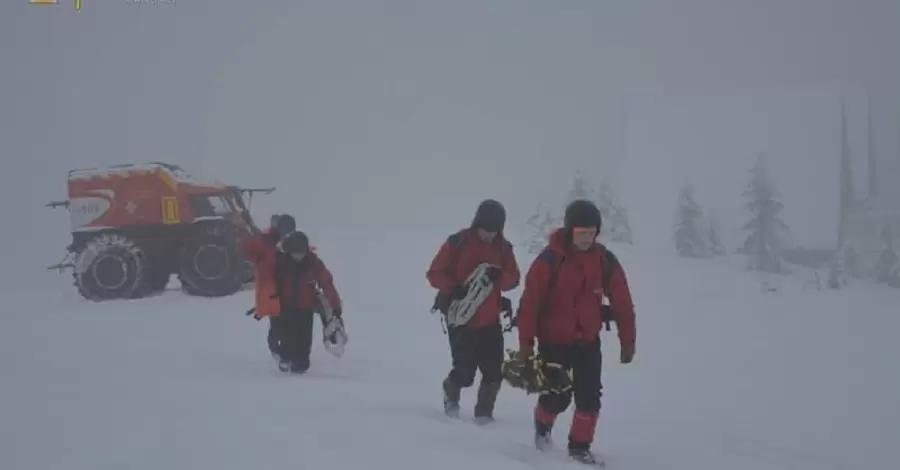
[471,199,506,233]
[281,230,309,254]
[564,199,602,231]
[275,214,296,236]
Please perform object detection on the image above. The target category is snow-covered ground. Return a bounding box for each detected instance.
[3,235,899,470]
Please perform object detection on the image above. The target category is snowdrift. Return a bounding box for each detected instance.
[3,233,899,470]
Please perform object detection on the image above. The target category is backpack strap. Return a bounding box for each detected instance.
[432,231,467,332]
[536,248,563,318]
[599,246,620,331]
[445,230,466,284]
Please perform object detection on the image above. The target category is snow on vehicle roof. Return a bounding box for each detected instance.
[68,162,218,185]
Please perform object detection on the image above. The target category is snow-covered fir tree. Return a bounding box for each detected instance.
[524,171,634,251]
[840,245,861,279]
[827,254,847,289]
[875,227,900,287]
[523,201,560,254]
[673,184,709,257]
[707,212,727,256]
[594,178,633,244]
[740,154,789,273]
[831,121,856,288]
[522,171,594,254]
[565,170,596,202]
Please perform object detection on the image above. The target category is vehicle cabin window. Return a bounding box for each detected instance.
[189,195,233,218]
[208,196,232,216]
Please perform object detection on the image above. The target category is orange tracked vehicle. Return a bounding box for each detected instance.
[47,162,274,301]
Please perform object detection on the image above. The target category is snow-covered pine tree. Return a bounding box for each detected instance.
[827,255,847,289]
[875,227,900,286]
[832,113,856,288]
[565,171,596,203]
[741,154,789,273]
[674,184,709,257]
[595,178,633,244]
[707,212,727,256]
[523,202,560,254]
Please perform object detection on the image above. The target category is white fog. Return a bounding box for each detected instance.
[2,1,899,469]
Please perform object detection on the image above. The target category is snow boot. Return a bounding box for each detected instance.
[442,377,461,417]
[568,448,604,467]
[567,411,603,466]
[534,404,556,451]
[473,380,501,424]
[535,429,553,450]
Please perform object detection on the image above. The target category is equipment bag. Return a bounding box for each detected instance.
[445,262,497,327]
[314,285,348,358]
[430,231,514,332]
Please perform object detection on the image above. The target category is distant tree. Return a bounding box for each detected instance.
[524,201,560,254]
[565,171,596,204]
[707,212,727,256]
[875,227,900,287]
[832,114,857,289]
[674,184,709,257]
[841,245,862,279]
[740,154,789,273]
[827,254,847,289]
[594,178,633,244]
[526,171,635,251]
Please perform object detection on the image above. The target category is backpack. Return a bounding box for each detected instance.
[523,244,620,332]
[430,230,515,331]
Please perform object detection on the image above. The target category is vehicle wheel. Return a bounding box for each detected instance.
[241,258,254,283]
[136,263,171,297]
[73,234,147,301]
[177,227,244,297]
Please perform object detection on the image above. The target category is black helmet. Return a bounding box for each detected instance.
[564,199,602,231]
[471,199,506,233]
[281,230,309,255]
[274,214,296,237]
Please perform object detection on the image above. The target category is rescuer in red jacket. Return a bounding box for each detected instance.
[427,199,521,423]
[272,230,342,374]
[240,214,296,359]
[516,199,637,465]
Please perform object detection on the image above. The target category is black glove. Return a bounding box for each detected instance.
[485,266,501,283]
[450,284,468,300]
[246,307,262,320]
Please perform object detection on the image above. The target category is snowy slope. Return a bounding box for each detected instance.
[3,235,900,470]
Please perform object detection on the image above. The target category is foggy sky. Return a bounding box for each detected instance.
[1,0,898,287]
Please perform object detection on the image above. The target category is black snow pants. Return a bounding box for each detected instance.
[278,308,315,373]
[445,322,505,417]
[537,339,603,415]
[268,315,283,356]
[447,322,505,387]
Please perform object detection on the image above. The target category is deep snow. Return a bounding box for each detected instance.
[3,235,899,470]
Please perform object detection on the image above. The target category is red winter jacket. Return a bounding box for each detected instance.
[517,228,636,348]
[240,229,281,317]
[426,229,521,328]
[273,251,342,313]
